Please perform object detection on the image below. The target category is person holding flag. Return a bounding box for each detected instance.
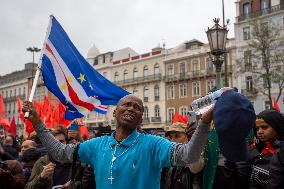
[23,94,213,189]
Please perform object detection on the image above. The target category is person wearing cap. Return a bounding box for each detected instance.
[161,122,204,189]
[246,109,284,189]
[218,109,284,189]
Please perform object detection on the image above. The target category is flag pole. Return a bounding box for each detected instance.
[24,15,53,118]
[24,69,41,118]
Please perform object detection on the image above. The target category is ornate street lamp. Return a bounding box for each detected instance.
[206,18,228,89]
[27,47,41,82]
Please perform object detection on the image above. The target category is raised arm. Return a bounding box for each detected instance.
[23,101,76,163]
[171,108,212,167]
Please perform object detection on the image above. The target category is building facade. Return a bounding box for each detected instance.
[234,0,284,113]
[0,63,34,134]
[164,39,236,125]
[86,45,167,131]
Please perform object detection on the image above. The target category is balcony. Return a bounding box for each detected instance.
[154,96,159,101]
[151,117,161,123]
[114,74,162,87]
[237,4,284,22]
[144,97,148,102]
[3,94,26,103]
[142,118,150,124]
[242,88,258,98]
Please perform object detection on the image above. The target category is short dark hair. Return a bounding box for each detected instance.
[22,148,41,163]
[52,125,68,141]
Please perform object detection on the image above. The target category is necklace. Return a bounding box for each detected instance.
[108,133,140,184]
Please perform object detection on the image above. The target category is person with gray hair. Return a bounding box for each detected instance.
[23,94,213,189]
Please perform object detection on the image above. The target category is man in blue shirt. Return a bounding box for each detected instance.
[23,94,212,189]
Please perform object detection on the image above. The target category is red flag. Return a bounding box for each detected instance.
[8,117,16,136]
[16,96,34,133]
[79,125,89,140]
[58,102,71,127]
[171,112,179,124]
[41,96,50,120]
[45,103,55,128]
[0,95,10,129]
[273,98,281,112]
[171,112,188,124]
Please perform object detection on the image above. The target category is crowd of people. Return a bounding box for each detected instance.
[0,90,284,189]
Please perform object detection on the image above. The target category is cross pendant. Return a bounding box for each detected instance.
[108,175,115,184]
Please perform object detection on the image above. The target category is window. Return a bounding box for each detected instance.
[192,82,200,96]
[154,84,160,101]
[143,66,148,79]
[10,90,12,97]
[23,87,26,95]
[144,106,149,119]
[264,101,271,110]
[14,89,16,96]
[18,88,21,95]
[167,85,174,99]
[180,106,187,117]
[244,50,252,70]
[133,87,138,96]
[114,72,119,82]
[143,86,149,98]
[5,91,8,98]
[243,3,251,16]
[168,108,175,122]
[207,80,215,93]
[179,84,187,98]
[246,76,253,91]
[143,86,149,102]
[154,63,160,75]
[123,70,128,81]
[192,58,199,72]
[13,103,15,114]
[133,67,138,81]
[243,27,250,40]
[179,62,186,77]
[260,0,268,10]
[206,57,213,71]
[167,64,174,76]
[155,105,160,117]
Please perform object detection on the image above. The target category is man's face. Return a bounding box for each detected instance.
[55,134,67,144]
[167,131,188,144]
[21,140,36,154]
[256,121,278,143]
[114,96,143,130]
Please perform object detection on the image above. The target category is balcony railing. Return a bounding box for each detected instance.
[114,74,162,86]
[151,117,161,123]
[242,88,258,97]
[154,96,159,101]
[142,118,150,124]
[237,4,284,22]
[3,94,26,103]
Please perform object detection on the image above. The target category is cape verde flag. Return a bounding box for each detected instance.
[39,16,128,120]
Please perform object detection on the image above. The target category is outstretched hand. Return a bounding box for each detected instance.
[22,101,41,126]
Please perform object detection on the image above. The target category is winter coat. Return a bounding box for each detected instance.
[25,155,72,189]
[269,142,284,189]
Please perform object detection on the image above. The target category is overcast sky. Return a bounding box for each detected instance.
[0,0,236,75]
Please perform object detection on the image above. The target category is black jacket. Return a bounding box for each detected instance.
[161,166,202,189]
[269,142,284,189]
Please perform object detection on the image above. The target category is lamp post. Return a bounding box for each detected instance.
[26,47,41,82]
[206,18,228,89]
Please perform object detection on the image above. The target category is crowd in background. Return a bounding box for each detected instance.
[0,108,284,189]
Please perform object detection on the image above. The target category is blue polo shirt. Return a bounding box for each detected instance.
[78,130,174,189]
